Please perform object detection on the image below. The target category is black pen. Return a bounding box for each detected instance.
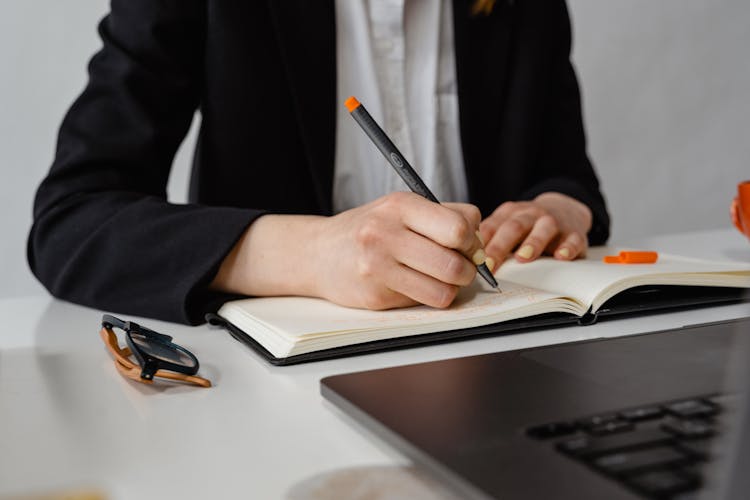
[345,96,500,292]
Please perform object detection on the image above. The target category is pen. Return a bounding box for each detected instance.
[345,96,500,292]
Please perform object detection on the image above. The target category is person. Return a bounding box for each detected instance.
[28,0,609,325]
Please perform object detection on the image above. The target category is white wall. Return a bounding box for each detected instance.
[569,0,750,241]
[1,1,748,298]
[0,1,194,299]
[1,1,105,299]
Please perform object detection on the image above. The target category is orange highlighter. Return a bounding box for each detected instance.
[603,251,659,264]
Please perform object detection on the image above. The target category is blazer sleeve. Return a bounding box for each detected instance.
[27,0,259,324]
[519,1,610,245]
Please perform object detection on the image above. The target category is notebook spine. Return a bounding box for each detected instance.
[577,309,599,326]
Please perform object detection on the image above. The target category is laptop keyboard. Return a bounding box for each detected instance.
[526,396,729,499]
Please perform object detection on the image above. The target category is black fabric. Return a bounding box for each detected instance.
[28,0,610,325]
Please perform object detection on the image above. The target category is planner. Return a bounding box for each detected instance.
[207,247,750,365]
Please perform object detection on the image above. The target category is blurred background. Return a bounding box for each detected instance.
[1,0,748,299]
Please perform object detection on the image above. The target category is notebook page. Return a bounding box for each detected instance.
[218,280,582,357]
[497,247,750,312]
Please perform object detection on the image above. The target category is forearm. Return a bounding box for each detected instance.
[210,214,327,298]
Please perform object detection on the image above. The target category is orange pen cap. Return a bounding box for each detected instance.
[603,251,658,264]
[345,96,361,112]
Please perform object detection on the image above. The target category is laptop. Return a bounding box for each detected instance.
[321,316,750,499]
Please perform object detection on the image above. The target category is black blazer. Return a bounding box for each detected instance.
[28,0,609,324]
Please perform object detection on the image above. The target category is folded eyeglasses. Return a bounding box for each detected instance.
[100,314,211,388]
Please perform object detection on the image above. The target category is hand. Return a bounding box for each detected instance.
[312,192,484,309]
[211,192,486,310]
[479,192,592,270]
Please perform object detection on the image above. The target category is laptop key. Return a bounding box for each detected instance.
[557,428,673,459]
[706,393,735,411]
[592,446,693,477]
[676,439,715,461]
[526,421,577,439]
[665,399,718,419]
[588,419,635,436]
[626,468,700,498]
[619,405,664,422]
[577,413,619,429]
[661,419,715,440]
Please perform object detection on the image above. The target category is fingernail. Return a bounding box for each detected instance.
[517,245,534,259]
[475,230,485,247]
[558,247,570,258]
[472,248,487,266]
[485,256,496,272]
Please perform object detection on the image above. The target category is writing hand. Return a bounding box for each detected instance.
[314,192,484,309]
[211,192,485,310]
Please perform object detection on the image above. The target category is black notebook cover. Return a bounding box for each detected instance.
[206,286,749,366]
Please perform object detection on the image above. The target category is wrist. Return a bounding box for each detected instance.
[209,214,326,298]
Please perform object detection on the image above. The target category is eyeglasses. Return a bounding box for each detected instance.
[100,314,211,388]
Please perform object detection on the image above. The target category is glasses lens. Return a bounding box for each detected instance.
[129,333,196,368]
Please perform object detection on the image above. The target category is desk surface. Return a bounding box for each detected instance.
[2,228,749,500]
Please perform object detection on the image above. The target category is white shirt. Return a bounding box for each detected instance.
[333,0,468,213]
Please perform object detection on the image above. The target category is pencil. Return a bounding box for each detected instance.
[345,96,500,292]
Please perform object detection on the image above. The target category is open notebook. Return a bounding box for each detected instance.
[207,247,750,365]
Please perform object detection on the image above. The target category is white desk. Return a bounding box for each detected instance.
[2,229,749,500]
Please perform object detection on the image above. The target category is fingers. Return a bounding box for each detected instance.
[340,193,484,310]
[356,256,465,310]
[390,231,476,287]
[551,231,585,259]
[380,264,462,309]
[347,233,457,310]
[355,204,476,287]
[514,214,559,262]
[480,195,592,268]
[354,284,419,311]
[482,204,541,265]
[352,233,470,309]
[395,194,485,262]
